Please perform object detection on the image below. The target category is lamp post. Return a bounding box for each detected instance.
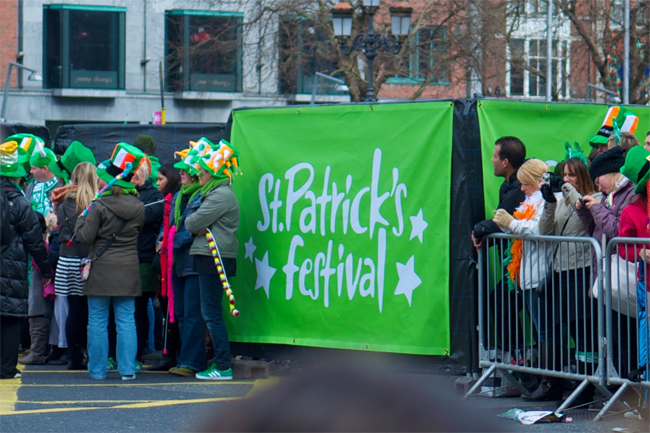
[331,1,412,102]
[1,62,42,123]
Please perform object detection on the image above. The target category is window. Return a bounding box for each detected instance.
[507,38,570,98]
[278,18,344,95]
[43,5,125,89]
[387,26,448,85]
[165,10,242,92]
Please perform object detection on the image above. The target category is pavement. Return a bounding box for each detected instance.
[1,353,648,432]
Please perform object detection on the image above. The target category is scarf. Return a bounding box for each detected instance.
[605,177,628,208]
[51,184,74,205]
[31,177,58,216]
[174,182,201,225]
[201,177,229,198]
[505,191,543,290]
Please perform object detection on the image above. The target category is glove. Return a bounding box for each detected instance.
[561,182,582,206]
[540,183,557,203]
[493,209,515,228]
[550,175,564,193]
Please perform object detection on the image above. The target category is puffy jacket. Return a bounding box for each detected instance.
[473,171,526,241]
[539,184,604,272]
[0,178,51,317]
[136,180,164,264]
[170,190,201,277]
[57,197,90,258]
[185,182,239,259]
[75,194,145,297]
[503,190,552,290]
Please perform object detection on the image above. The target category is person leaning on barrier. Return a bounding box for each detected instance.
[471,136,526,250]
[492,159,553,352]
[576,147,634,270]
[527,157,602,402]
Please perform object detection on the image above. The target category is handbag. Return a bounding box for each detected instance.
[592,254,638,317]
[536,209,574,295]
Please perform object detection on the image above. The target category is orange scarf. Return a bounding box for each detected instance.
[506,202,537,286]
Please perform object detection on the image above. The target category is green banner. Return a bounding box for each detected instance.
[228,102,453,355]
[479,100,650,217]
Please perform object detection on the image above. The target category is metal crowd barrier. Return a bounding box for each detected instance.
[598,238,650,421]
[464,233,650,420]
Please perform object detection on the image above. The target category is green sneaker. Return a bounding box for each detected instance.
[195,363,232,381]
[169,367,197,377]
[106,357,118,371]
[135,360,142,372]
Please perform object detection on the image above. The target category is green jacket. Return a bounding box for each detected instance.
[185,182,239,259]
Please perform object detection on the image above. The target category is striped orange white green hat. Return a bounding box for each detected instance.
[589,106,638,147]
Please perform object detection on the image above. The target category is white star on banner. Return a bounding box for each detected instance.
[255,251,276,299]
[409,209,428,243]
[394,256,422,307]
[244,236,256,262]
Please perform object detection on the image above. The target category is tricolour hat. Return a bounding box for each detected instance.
[96,142,146,188]
[620,145,650,194]
[29,140,56,168]
[0,141,27,178]
[174,138,212,175]
[199,139,241,179]
[48,141,96,181]
[589,146,626,181]
[588,106,639,148]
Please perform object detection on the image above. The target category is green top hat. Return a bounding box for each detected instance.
[199,139,240,179]
[621,145,650,194]
[96,142,146,189]
[589,106,639,148]
[48,141,96,181]
[29,143,56,168]
[0,141,27,178]
[5,133,44,172]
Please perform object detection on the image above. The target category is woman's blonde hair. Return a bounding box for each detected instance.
[135,158,151,183]
[607,132,640,153]
[517,158,549,187]
[65,162,98,213]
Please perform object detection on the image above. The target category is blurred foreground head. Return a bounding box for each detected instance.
[201,362,508,432]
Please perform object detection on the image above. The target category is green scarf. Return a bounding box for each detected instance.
[174,182,201,225]
[100,188,138,198]
[31,177,58,216]
[201,177,228,198]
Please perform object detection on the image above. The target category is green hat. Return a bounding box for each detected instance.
[620,145,650,194]
[199,139,241,179]
[97,159,111,170]
[48,141,96,181]
[589,106,639,148]
[174,138,213,176]
[0,141,27,178]
[29,143,56,168]
[5,133,45,172]
[96,142,146,189]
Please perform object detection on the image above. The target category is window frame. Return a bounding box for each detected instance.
[164,9,243,93]
[42,4,126,90]
[385,25,450,86]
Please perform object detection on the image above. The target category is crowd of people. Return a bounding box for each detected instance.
[0,133,240,381]
[471,105,650,409]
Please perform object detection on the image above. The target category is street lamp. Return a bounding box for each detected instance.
[1,62,42,123]
[331,0,413,102]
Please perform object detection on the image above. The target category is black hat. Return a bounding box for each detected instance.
[589,146,625,181]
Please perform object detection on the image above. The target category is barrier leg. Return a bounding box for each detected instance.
[463,365,495,400]
[594,382,632,421]
[556,378,591,414]
[499,369,529,395]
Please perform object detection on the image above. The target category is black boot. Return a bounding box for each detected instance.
[147,355,176,371]
[521,377,564,401]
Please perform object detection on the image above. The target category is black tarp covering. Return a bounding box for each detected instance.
[449,99,484,374]
[0,123,50,144]
[54,123,228,164]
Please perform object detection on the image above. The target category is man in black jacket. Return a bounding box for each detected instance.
[471,136,526,359]
[1,152,52,378]
[471,136,526,249]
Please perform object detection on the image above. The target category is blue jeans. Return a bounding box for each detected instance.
[198,274,232,370]
[87,296,137,379]
[173,274,206,371]
[525,289,546,343]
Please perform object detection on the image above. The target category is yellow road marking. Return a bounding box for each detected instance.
[0,396,241,416]
[0,379,19,414]
[0,381,252,387]
[245,377,280,398]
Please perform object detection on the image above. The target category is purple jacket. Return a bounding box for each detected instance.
[577,180,635,268]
